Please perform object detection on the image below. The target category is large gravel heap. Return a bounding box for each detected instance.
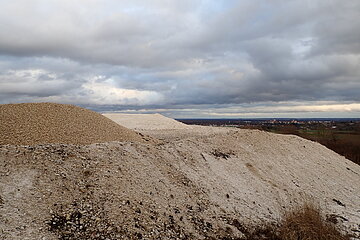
[1,128,359,239]
[0,103,144,145]
[0,111,360,239]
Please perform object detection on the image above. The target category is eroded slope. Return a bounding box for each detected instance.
[1,127,359,239]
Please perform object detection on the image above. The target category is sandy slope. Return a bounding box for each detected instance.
[1,125,359,239]
[103,113,193,130]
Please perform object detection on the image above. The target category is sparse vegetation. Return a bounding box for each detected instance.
[278,203,350,240]
[239,203,351,240]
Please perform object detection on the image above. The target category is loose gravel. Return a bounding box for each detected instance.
[1,129,359,239]
[0,103,144,145]
[1,108,359,239]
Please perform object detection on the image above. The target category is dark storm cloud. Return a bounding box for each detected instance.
[0,0,359,116]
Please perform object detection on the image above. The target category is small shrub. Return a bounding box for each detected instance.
[240,203,351,240]
[278,203,350,240]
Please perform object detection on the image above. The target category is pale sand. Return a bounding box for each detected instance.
[103,113,193,130]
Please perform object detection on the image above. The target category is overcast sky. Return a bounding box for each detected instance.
[0,0,359,118]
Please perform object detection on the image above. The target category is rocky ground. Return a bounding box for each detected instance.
[1,125,360,239]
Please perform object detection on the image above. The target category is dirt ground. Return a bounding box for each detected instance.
[1,124,360,239]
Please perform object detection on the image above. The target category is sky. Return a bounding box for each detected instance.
[0,0,359,118]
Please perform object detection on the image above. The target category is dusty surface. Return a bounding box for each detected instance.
[1,124,360,239]
[103,113,193,130]
[0,103,145,145]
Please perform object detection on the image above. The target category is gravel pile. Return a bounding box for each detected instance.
[1,130,359,239]
[0,103,144,145]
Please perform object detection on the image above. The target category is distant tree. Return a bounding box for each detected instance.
[279,125,298,135]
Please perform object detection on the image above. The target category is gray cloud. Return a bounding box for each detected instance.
[0,0,359,117]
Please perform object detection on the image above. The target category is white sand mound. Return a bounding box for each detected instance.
[103,113,192,130]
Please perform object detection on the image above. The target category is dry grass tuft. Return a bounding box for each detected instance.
[278,203,350,240]
[242,203,351,240]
